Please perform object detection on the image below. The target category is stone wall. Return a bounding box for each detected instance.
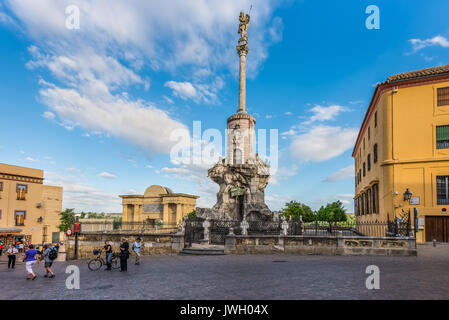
[225,235,417,256]
[66,232,184,260]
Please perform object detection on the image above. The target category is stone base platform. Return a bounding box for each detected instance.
[180,244,226,256]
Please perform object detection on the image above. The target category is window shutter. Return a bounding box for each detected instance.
[436,125,449,142]
[437,87,449,107]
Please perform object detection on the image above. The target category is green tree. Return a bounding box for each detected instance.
[58,208,76,232]
[281,201,316,222]
[316,201,347,224]
[187,210,196,220]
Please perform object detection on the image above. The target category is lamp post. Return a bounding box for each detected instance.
[403,188,412,202]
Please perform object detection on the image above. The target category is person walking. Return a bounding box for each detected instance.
[24,244,39,280]
[43,243,56,278]
[119,238,129,272]
[104,240,113,271]
[7,245,18,269]
[133,238,142,265]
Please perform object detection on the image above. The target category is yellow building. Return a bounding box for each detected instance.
[119,185,198,226]
[353,64,449,243]
[0,163,63,246]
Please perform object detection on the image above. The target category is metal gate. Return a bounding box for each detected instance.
[210,220,240,245]
[184,218,204,247]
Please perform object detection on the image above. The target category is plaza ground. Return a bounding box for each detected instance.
[0,244,448,300]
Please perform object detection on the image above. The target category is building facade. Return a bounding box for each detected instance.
[0,163,63,246]
[353,65,449,243]
[119,185,198,226]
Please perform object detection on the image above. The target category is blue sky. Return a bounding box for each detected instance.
[1,0,448,213]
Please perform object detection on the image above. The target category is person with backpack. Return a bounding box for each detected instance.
[24,244,39,280]
[132,238,142,265]
[7,245,18,269]
[43,243,57,278]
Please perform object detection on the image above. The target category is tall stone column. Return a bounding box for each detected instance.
[236,11,250,114]
[238,52,247,113]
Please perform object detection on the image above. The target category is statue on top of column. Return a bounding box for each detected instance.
[237,11,250,55]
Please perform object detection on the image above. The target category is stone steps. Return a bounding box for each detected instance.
[180,247,226,256]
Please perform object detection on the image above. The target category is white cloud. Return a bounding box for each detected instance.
[291,126,358,162]
[38,81,189,154]
[281,128,297,136]
[163,96,174,105]
[265,193,294,211]
[45,171,121,212]
[42,111,55,119]
[409,35,449,52]
[161,160,219,208]
[2,1,282,155]
[307,193,355,212]
[270,164,298,185]
[97,172,117,179]
[165,81,198,100]
[323,165,354,182]
[3,0,282,75]
[165,77,225,104]
[25,156,38,162]
[304,105,350,124]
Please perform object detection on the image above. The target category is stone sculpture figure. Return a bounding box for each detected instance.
[238,12,250,41]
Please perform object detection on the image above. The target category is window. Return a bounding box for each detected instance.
[16,184,27,200]
[0,181,3,191]
[368,127,371,140]
[363,138,365,150]
[367,154,371,171]
[363,163,366,177]
[15,211,26,226]
[366,189,371,214]
[372,184,378,214]
[437,87,449,107]
[0,209,2,219]
[374,111,378,128]
[436,125,449,149]
[437,176,449,205]
[354,199,358,216]
[373,144,378,163]
[360,193,364,215]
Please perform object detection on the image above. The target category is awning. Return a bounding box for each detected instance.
[0,228,23,235]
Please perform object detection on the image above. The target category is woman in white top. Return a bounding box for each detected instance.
[7,245,18,269]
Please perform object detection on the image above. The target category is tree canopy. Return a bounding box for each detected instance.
[316,200,347,223]
[281,201,316,222]
[58,208,76,232]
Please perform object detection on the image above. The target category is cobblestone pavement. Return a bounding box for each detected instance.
[1,244,448,300]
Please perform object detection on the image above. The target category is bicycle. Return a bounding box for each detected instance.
[88,249,120,271]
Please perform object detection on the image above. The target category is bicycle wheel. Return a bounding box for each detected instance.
[88,258,102,271]
[111,255,120,269]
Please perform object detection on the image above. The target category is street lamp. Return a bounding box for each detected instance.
[403,188,413,201]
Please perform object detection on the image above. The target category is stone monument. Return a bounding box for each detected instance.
[197,11,273,222]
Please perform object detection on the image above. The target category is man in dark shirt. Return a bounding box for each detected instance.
[119,238,129,272]
[104,241,113,271]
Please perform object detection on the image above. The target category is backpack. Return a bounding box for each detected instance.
[48,248,58,260]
